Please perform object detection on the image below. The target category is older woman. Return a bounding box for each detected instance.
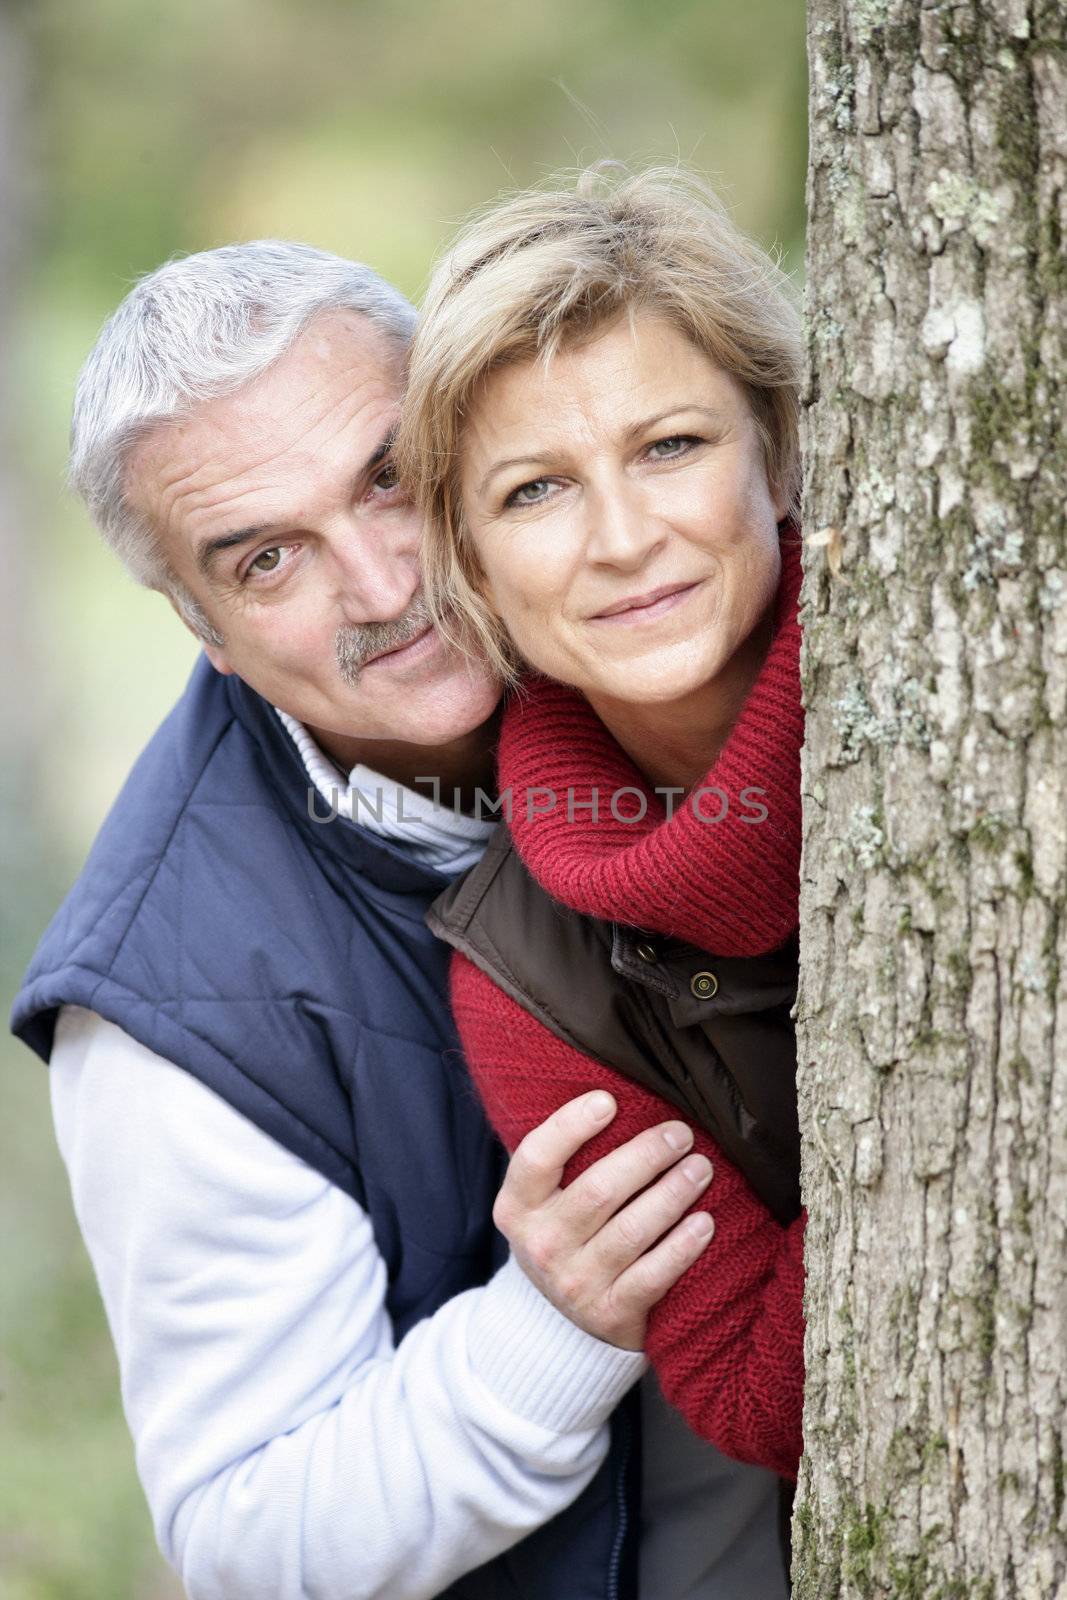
[399,168,806,1482]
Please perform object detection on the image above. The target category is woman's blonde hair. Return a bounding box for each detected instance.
[398,164,803,684]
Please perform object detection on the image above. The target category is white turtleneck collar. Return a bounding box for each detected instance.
[275,708,495,880]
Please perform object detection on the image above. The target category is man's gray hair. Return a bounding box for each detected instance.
[69,240,416,640]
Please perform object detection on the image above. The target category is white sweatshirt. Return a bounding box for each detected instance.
[51,1006,646,1600]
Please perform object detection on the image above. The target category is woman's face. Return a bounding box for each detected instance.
[459,311,787,708]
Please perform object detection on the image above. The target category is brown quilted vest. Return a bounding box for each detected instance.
[427,823,801,1225]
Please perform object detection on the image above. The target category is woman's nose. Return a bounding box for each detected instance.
[583,479,667,570]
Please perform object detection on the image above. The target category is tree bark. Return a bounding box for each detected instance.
[795,2,1067,1595]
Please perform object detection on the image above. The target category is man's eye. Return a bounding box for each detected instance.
[505,478,553,508]
[244,544,299,582]
[249,547,284,575]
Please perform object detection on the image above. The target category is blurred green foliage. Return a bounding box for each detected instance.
[1,3,806,1594]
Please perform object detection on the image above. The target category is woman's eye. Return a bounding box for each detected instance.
[648,435,695,459]
[373,460,400,493]
[506,478,553,508]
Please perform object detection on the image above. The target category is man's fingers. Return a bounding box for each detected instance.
[608,1209,716,1321]
[498,1091,617,1212]
[556,1120,697,1243]
[491,1099,714,1354]
[587,1152,714,1276]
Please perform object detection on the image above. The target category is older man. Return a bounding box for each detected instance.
[12,243,789,1600]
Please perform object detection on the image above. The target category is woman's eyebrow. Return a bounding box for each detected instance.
[477,456,547,498]
[622,403,727,440]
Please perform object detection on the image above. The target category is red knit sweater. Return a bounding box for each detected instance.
[451,532,806,1480]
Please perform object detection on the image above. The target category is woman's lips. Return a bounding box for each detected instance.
[588,580,703,625]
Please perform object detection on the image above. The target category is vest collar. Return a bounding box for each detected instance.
[223,668,460,897]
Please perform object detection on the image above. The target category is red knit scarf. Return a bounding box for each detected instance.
[497,528,804,958]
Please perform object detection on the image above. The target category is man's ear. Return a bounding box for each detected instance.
[200,640,235,676]
[164,590,234,676]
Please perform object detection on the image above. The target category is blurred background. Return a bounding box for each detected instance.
[0,1,805,1593]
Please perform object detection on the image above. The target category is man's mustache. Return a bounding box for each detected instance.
[336,593,434,686]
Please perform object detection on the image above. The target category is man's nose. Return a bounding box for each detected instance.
[331,518,420,620]
[583,476,667,570]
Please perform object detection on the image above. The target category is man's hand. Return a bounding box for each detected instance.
[492,1091,714,1351]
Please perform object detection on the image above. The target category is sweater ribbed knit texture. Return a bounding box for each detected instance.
[451,531,807,1480]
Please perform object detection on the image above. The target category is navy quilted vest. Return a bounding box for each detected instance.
[12,654,639,1600]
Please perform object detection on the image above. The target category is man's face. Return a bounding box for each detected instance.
[125,310,502,750]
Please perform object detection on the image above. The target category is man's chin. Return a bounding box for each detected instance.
[396,660,504,740]
[336,653,502,745]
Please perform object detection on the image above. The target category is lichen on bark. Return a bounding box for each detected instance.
[795,1,1067,1595]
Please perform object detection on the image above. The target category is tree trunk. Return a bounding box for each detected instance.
[795,2,1067,1595]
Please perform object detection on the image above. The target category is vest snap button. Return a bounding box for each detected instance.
[690,970,719,1000]
[635,941,659,964]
